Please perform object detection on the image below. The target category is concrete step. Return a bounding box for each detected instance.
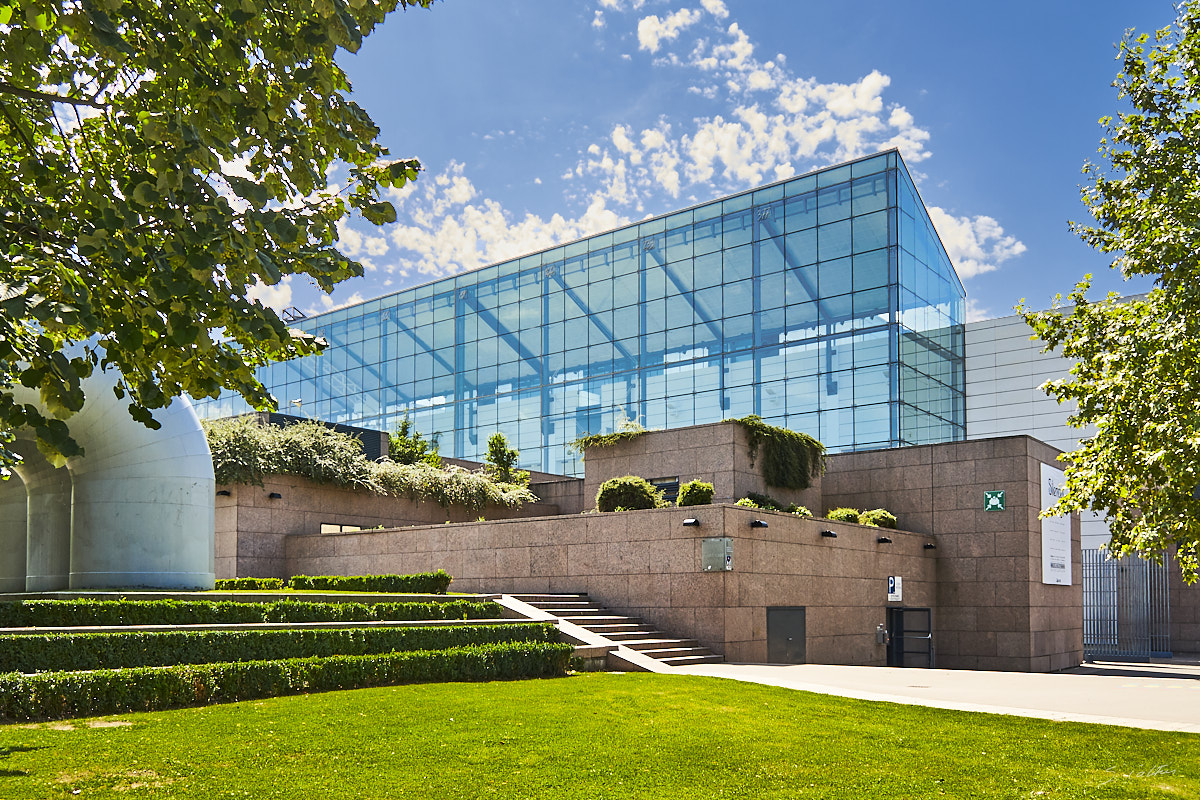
[510,594,590,602]
[659,653,725,666]
[581,623,649,634]
[558,614,640,625]
[535,606,607,615]
[601,630,666,641]
[618,638,703,651]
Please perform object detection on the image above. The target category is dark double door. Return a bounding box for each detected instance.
[886,607,933,668]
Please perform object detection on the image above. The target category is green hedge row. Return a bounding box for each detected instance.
[214,578,285,590]
[286,570,452,594]
[0,623,557,674]
[0,641,575,722]
[0,598,502,628]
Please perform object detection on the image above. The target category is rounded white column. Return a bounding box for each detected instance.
[11,438,73,591]
[0,469,26,592]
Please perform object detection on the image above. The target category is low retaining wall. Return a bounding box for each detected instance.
[286,504,937,666]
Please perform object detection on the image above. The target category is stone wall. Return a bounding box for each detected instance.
[580,420,822,513]
[215,475,559,579]
[1170,555,1200,654]
[285,504,936,666]
[823,436,1083,672]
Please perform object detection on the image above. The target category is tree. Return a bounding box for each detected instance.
[0,0,429,468]
[388,414,440,468]
[483,431,528,486]
[1021,2,1200,581]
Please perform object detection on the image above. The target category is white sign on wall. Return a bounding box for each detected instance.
[887,575,903,602]
[1040,463,1072,585]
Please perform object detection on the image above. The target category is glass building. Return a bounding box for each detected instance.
[193,150,965,476]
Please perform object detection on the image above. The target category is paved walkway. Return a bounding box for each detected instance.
[674,657,1200,733]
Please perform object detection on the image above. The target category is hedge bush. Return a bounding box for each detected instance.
[286,570,452,594]
[595,475,667,512]
[0,598,501,628]
[0,641,575,722]
[676,480,714,507]
[214,578,285,591]
[825,507,862,523]
[859,508,898,529]
[0,623,557,674]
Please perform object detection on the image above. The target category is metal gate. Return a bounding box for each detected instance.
[886,607,933,668]
[1082,549,1172,660]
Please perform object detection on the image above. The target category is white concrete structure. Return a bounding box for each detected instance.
[0,370,216,590]
[965,312,1107,547]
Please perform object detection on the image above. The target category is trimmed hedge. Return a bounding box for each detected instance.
[677,480,714,507]
[0,598,501,628]
[0,641,575,722]
[214,578,285,591]
[0,623,558,674]
[287,570,452,594]
[595,475,667,512]
[859,508,898,529]
[826,507,862,523]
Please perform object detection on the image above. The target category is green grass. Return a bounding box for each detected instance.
[0,673,1195,799]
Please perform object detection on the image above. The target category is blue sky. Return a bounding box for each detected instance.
[256,0,1170,322]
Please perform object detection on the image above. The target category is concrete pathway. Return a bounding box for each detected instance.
[673,657,1200,733]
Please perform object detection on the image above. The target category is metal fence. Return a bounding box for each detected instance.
[1082,549,1172,660]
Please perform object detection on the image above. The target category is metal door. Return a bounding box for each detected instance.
[886,607,933,668]
[1083,549,1172,660]
[766,606,806,663]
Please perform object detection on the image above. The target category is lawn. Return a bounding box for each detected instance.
[0,673,1195,799]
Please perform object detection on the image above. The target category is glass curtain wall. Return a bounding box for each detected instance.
[193,150,965,476]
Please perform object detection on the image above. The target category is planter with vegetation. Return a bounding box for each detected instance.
[726,415,825,490]
[204,417,536,512]
[676,480,714,507]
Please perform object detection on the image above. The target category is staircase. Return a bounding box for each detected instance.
[509,593,723,667]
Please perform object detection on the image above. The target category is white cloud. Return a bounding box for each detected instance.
[247,275,294,312]
[638,8,702,53]
[926,208,1027,279]
[965,297,992,323]
[592,10,605,29]
[700,0,728,18]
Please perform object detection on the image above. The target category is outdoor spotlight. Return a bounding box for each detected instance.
[924,542,937,550]
[216,490,231,497]
[682,518,700,527]
[750,519,769,528]
[876,536,892,544]
[820,530,838,538]
[268,492,283,499]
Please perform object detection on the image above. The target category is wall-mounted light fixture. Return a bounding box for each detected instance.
[216,490,231,497]
[820,530,838,538]
[750,519,769,528]
[876,536,892,544]
[268,492,283,499]
[682,518,700,527]
[923,542,937,550]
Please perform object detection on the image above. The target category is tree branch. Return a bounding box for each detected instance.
[0,82,107,109]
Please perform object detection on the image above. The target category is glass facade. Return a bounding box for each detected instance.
[193,150,965,476]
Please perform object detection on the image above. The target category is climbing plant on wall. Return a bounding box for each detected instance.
[727,415,825,490]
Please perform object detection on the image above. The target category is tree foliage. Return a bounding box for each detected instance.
[389,414,441,468]
[483,432,528,486]
[1021,2,1200,580]
[0,0,430,468]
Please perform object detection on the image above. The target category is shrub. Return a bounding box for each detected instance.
[389,413,442,468]
[792,506,813,518]
[734,497,759,508]
[0,641,575,722]
[826,507,862,523]
[0,623,557,674]
[677,480,714,507]
[370,460,536,511]
[859,508,898,529]
[596,476,667,512]
[746,491,797,512]
[286,570,453,594]
[0,597,498,628]
[214,578,285,591]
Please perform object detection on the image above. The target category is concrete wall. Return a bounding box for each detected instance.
[285,504,937,666]
[216,475,561,579]
[823,436,1083,671]
[580,420,821,513]
[1170,556,1200,655]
